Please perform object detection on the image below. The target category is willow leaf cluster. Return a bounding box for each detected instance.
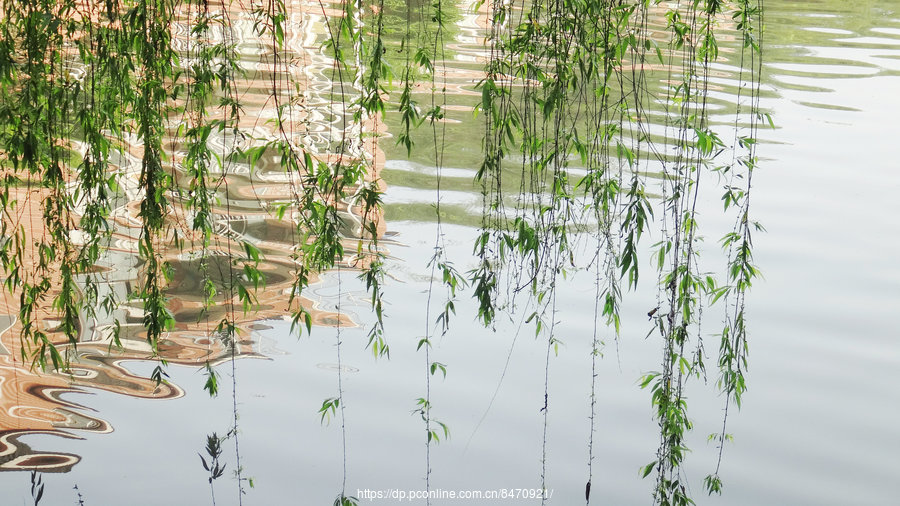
[468,0,764,503]
[0,0,763,504]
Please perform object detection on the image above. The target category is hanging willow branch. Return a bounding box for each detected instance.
[0,0,763,503]
[467,0,764,503]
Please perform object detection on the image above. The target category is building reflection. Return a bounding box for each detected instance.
[0,0,382,473]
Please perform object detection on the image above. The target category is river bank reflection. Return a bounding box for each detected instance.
[0,0,380,475]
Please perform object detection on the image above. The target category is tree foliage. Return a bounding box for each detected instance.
[0,0,763,503]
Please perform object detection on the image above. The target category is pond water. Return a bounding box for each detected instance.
[1,0,899,505]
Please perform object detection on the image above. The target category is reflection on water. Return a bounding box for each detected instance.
[1,0,899,504]
[0,0,372,474]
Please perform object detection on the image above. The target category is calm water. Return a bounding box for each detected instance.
[1,0,899,504]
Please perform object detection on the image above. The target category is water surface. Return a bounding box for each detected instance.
[1,0,899,505]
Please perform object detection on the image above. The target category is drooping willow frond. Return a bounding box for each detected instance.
[0,0,763,503]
